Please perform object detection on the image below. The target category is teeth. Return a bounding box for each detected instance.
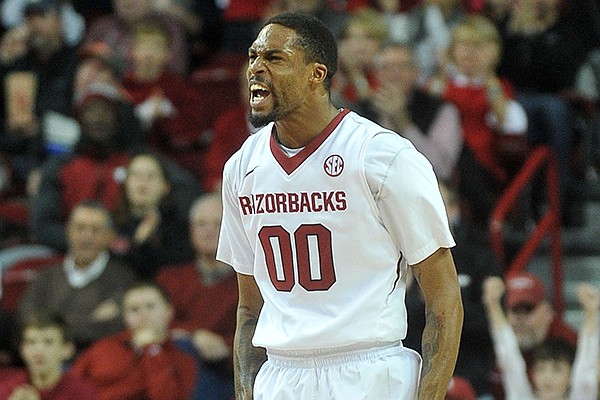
[250,83,267,92]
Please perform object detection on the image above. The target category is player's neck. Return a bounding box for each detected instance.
[274,103,341,148]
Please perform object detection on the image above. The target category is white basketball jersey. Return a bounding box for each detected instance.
[217,109,454,351]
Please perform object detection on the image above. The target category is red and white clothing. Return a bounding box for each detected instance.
[217,109,454,352]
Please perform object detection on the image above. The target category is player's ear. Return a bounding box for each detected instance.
[310,63,328,84]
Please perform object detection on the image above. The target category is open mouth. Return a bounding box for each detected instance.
[249,83,271,109]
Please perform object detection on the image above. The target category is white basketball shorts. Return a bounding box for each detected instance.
[254,342,422,400]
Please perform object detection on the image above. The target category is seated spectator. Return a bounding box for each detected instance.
[497,0,597,226]
[0,0,80,195]
[486,271,578,400]
[18,201,138,353]
[72,281,197,400]
[364,42,462,184]
[426,15,528,229]
[83,0,189,76]
[483,277,599,400]
[156,192,237,390]
[112,152,194,278]
[332,7,389,110]
[0,315,98,399]
[1,0,85,46]
[0,24,29,67]
[122,21,208,178]
[29,87,201,252]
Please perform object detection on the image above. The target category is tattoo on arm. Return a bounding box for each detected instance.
[421,308,441,378]
[234,305,267,399]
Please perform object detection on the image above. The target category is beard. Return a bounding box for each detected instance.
[249,94,287,128]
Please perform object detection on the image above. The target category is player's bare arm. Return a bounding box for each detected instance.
[234,273,266,400]
[411,247,463,400]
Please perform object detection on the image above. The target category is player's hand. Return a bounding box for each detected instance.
[577,283,600,312]
[482,276,505,306]
[7,385,41,400]
[193,329,230,361]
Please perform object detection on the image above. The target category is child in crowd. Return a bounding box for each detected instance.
[0,315,98,399]
[483,276,600,400]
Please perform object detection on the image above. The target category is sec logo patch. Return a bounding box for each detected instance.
[324,154,344,177]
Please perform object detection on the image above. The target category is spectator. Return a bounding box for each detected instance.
[122,21,208,178]
[112,152,194,278]
[156,192,237,398]
[83,0,189,76]
[18,201,138,352]
[29,88,139,252]
[332,7,388,110]
[497,0,597,226]
[202,64,255,192]
[483,277,599,400]
[487,271,578,400]
[0,315,98,399]
[29,87,201,252]
[0,0,80,195]
[1,0,86,46]
[365,42,462,184]
[426,15,528,230]
[72,281,197,400]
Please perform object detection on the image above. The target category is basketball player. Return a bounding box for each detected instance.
[216,12,464,400]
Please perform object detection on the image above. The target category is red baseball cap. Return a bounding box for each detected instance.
[446,376,476,400]
[505,271,547,310]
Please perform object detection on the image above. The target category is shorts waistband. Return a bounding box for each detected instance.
[266,341,403,368]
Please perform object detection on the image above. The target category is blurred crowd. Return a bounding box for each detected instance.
[0,0,599,399]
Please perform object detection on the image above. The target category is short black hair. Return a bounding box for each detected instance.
[532,337,576,366]
[263,12,338,90]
